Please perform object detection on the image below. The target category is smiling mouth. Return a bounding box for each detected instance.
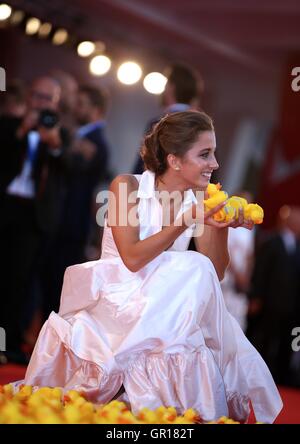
[201,172,212,179]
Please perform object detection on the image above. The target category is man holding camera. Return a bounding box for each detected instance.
[0,76,69,364]
[39,85,111,321]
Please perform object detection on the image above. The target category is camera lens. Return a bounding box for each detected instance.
[38,109,59,129]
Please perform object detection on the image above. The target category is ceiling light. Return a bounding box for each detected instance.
[0,3,12,21]
[77,41,95,57]
[25,17,41,35]
[52,28,68,45]
[117,61,142,85]
[143,72,167,94]
[38,22,52,38]
[89,55,111,76]
[10,9,24,25]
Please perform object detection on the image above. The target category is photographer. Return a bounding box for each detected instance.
[0,76,69,364]
[39,85,111,320]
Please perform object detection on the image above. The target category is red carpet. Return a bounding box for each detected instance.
[0,364,299,423]
[0,364,26,385]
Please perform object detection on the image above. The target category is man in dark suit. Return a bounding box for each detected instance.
[40,85,111,319]
[133,63,203,174]
[61,85,110,245]
[0,76,69,363]
[247,205,300,385]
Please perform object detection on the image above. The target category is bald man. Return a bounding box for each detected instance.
[1,76,62,188]
[16,76,61,140]
[29,76,61,110]
[0,76,70,364]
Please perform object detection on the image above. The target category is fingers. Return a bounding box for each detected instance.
[228,215,254,230]
[205,205,255,230]
[204,217,232,229]
[19,111,39,134]
[205,203,255,230]
[204,201,226,218]
[238,208,244,225]
[242,220,254,230]
[227,208,243,228]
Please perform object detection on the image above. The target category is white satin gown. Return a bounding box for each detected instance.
[22,170,283,423]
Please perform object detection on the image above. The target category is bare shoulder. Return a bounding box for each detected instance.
[107,174,140,228]
[109,174,139,194]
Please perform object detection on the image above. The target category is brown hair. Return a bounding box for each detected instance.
[141,111,214,176]
[166,63,203,104]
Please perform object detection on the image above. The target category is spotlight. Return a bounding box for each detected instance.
[94,41,105,53]
[25,17,41,35]
[89,55,111,76]
[38,22,52,38]
[117,61,142,85]
[52,28,68,45]
[0,3,12,21]
[77,41,95,57]
[10,10,24,26]
[143,72,167,94]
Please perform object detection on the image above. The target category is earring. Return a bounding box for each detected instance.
[175,166,180,171]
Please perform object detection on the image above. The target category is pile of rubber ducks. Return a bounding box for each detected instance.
[0,384,242,424]
[204,183,264,224]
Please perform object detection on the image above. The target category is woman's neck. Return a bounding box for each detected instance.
[155,170,187,195]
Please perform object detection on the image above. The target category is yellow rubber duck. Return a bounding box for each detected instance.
[204,190,228,209]
[244,203,264,224]
[213,204,236,223]
[227,196,248,213]
[183,408,199,422]
[205,183,264,224]
[0,385,249,424]
[206,182,222,196]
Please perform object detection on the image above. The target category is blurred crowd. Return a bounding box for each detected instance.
[0,65,300,390]
[0,72,112,364]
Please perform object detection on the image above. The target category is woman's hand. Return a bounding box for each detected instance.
[16,110,39,139]
[189,201,254,230]
[38,126,62,149]
[227,208,254,230]
[205,204,254,230]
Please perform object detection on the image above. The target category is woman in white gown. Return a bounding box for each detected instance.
[22,111,282,423]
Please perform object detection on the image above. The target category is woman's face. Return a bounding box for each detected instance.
[178,130,219,190]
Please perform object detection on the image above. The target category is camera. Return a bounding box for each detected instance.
[38,109,59,129]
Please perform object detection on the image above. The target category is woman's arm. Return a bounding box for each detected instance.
[194,226,230,281]
[109,175,191,272]
[194,208,254,281]
[109,175,233,273]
